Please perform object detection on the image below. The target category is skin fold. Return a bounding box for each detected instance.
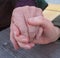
[10,6,60,49]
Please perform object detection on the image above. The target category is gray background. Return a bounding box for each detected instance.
[0,28,60,58]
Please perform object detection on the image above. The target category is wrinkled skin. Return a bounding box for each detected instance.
[10,6,43,49]
[10,6,60,50]
[28,17,60,44]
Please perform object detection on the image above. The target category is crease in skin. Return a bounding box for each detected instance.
[11,18,21,36]
[23,6,44,42]
[21,6,31,42]
[28,13,43,42]
[28,25,39,42]
[22,6,39,43]
[12,7,43,43]
[36,27,43,40]
[28,7,43,42]
[23,13,30,43]
[28,7,40,42]
[10,21,20,49]
[12,8,29,38]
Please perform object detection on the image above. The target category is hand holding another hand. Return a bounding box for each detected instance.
[10,6,60,50]
[10,6,43,49]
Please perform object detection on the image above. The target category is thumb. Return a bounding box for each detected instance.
[27,16,53,28]
[27,16,44,26]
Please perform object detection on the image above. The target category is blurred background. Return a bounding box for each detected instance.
[43,0,60,21]
[46,0,60,4]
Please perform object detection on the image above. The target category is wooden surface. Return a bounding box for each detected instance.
[43,4,60,21]
[46,4,60,11]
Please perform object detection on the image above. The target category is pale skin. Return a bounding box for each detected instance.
[10,6,60,50]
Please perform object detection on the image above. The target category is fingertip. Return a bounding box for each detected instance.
[27,16,43,26]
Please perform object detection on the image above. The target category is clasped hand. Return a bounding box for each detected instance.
[10,6,60,50]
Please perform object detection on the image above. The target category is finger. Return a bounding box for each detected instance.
[33,37,51,44]
[36,27,43,40]
[10,22,19,50]
[22,6,30,19]
[27,6,39,41]
[33,34,51,44]
[12,21,21,36]
[27,16,53,29]
[21,6,31,39]
[23,6,39,41]
[27,17,41,41]
[33,8,43,41]
[27,25,39,42]
[29,6,37,17]
[13,12,29,42]
[17,42,35,49]
[14,35,29,43]
[33,36,44,44]
[35,7,43,17]
[12,7,29,37]
[10,32,19,50]
[32,27,43,44]
[27,7,43,24]
[28,16,43,25]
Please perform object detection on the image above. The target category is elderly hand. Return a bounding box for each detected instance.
[10,6,43,49]
[28,16,60,44]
